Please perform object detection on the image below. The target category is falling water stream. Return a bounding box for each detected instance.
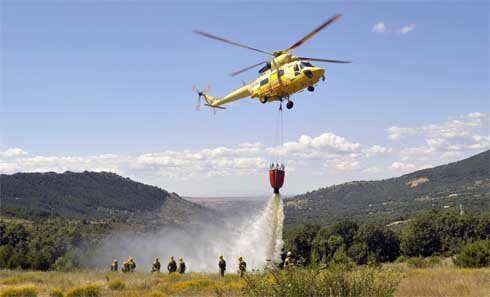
[90,194,284,272]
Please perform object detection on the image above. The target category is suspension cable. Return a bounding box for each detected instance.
[273,102,284,165]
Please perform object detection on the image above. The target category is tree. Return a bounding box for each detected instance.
[454,240,490,268]
[284,223,320,265]
[330,220,358,248]
[401,213,441,257]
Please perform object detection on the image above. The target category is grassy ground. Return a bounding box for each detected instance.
[0,266,488,297]
[395,267,490,297]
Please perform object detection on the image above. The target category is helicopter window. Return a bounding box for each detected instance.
[294,65,299,72]
[278,70,284,77]
[260,78,269,86]
[301,62,313,68]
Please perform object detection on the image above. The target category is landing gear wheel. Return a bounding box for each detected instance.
[286,101,294,109]
[307,86,315,92]
[260,97,268,104]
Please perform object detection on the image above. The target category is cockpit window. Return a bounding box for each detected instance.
[301,62,313,68]
[294,64,299,72]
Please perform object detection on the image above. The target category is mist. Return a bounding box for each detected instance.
[89,194,284,273]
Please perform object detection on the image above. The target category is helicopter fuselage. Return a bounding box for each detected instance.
[204,56,325,107]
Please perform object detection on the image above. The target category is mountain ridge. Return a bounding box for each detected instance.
[284,150,490,225]
[0,170,217,226]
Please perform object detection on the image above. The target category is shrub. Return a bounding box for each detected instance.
[454,240,490,268]
[65,284,99,297]
[145,292,167,297]
[243,266,400,297]
[405,257,429,268]
[0,286,38,297]
[108,279,125,290]
[49,288,64,297]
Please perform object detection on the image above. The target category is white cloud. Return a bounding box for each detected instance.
[399,24,416,34]
[388,112,489,164]
[391,162,416,171]
[2,111,486,195]
[0,148,28,158]
[372,22,386,33]
[363,145,392,158]
[0,132,370,180]
[271,133,361,159]
[362,167,381,174]
[334,160,360,171]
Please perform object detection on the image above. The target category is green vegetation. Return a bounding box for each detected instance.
[0,286,38,297]
[107,279,125,290]
[243,266,399,297]
[0,267,488,297]
[0,171,216,227]
[285,150,490,226]
[1,171,169,220]
[49,288,64,297]
[0,219,108,270]
[284,210,489,267]
[454,240,490,268]
[65,284,99,297]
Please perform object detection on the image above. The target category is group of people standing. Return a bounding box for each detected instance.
[110,256,185,274]
[218,255,247,277]
[151,256,186,274]
[110,257,136,273]
[110,255,247,277]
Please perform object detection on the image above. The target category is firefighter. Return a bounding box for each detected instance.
[122,260,129,273]
[152,257,161,273]
[128,257,136,272]
[167,256,177,273]
[284,251,293,269]
[178,258,186,274]
[110,258,118,272]
[238,256,246,277]
[218,255,226,277]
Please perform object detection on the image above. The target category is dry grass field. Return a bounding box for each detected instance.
[395,267,490,297]
[0,266,488,297]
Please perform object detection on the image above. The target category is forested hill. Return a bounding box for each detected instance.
[285,150,490,226]
[0,171,215,225]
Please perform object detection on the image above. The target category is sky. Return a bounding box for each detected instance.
[1,1,489,197]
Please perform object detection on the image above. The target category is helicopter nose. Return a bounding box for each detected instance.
[303,68,324,80]
[312,67,325,79]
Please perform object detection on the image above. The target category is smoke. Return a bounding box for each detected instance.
[89,194,284,273]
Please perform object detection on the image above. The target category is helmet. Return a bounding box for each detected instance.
[219,255,223,259]
[155,258,159,261]
[170,256,174,260]
[287,252,292,256]
[179,258,183,262]
[238,256,243,261]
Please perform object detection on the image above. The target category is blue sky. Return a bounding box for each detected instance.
[1,1,489,196]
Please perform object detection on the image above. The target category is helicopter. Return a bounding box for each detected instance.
[193,14,351,111]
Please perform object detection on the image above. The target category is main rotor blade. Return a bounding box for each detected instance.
[193,30,273,56]
[298,57,351,64]
[286,14,342,52]
[229,61,267,77]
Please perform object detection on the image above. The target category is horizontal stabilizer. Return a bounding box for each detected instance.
[204,104,227,109]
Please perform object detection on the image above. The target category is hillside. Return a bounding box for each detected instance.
[284,150,490,226]
[0,171,216,225]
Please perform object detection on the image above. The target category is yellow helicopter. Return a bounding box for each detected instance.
[193,14,350,111]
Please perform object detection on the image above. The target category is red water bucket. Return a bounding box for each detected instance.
[269,168,285,194]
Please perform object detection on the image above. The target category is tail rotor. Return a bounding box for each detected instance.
[193,85,210,111]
